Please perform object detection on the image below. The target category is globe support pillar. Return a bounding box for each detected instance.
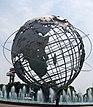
[55,86,68,107]
[42,87,49,102]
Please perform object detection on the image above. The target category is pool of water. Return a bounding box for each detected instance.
[1,98,93,107]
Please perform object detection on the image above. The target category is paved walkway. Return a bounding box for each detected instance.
[0,103,93,107]
[0,103,38,107]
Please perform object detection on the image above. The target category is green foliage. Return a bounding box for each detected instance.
[68,86,75,91]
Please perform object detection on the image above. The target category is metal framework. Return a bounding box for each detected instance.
[11,16,85,90]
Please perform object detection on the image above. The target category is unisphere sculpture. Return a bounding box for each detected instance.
[11,16,85,101]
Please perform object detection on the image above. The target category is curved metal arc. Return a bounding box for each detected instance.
[3,29,92,65]
[75,27,92,60]
[3,30,18,64]
[81,61,93,72]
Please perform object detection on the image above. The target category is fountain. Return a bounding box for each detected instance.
[37,88,44,102]
[87,88,93,102]
[49,88,55,103]
[0,84,93,106]
[2,85,7,99]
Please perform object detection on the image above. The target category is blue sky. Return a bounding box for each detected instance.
[0,0,93,94]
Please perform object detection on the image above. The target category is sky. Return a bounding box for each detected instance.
[0,0,93,94]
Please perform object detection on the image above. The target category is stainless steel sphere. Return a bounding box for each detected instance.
[11,16,85,89]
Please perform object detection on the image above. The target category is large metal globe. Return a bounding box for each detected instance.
[11,16,85,90]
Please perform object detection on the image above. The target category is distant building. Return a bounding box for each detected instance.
[6,68,15,83]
